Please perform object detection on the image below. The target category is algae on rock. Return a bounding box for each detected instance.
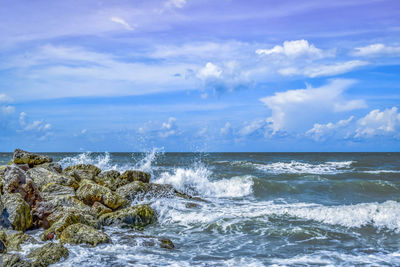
[100,204,156,227]
[60,223,110,247]
[27,242,69,266]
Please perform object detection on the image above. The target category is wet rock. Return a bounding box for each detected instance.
[60,223,110,247]
[5,232,37,251]
[160,238,175,249]
[27,242,69,266]
[12,149,52,167]
[120,170,150,184]
[3,164,30,193]
[2,253,32,267]
[100,204,156,228]
[116,181,190,201]
[27,167,78,191]
[3,193,32,231]
[43,207,98,239]
[76,179,128,210]
[35,162,62,173]
[94,170,121,190]
[91,201,112,217]
[63,164,101,181]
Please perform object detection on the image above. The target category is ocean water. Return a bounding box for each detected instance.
[1,152,400,266]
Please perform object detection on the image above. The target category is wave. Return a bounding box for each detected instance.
[153,163,253,198]
[58,152,120,171]
[362,170,400,174]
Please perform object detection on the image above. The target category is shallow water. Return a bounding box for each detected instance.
[1,152,400,266]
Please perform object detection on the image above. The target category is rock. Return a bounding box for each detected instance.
[27,242,69,266]
[0,239,5,253]
[12,149,52,167]
[160,238,175,249]
[15,164,29,171]
[60,223,110,247]
[5,232,37,251]
[35,162,62,173]
[2,253,32,267]
[63,164,101,181]
[31,201,53,229]
[76,179,128,210]
[100,204,156,228]
[41,183,75,201]
[3,193,32,231]
[3,164,30,193]
[120,170,150,184]
[94,170,121,190]
[116,181,189,201]
[91,202,112,217]
[27,167,78,191]
[43,207,98,239]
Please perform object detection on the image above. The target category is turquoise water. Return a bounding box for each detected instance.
[1,152,400,266]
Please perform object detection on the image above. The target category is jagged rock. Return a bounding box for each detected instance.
[63,164,101,181]
[91,202,112,217]
[15,164,29,171]
[41,183,75,201]
[12,149,52,167]
[94,170,121,190]
[3,193,32,231]
[60,223,110,247]
[116,181,189,201]
[120,170,150,184]
[100,204,156,227]
[76,179,128,210]
[2,253,32,267]
[42,207,98,240]
[27,167,78,191]
[31,201,53,229]
[35,162,62,173]
[27,242,69,266]
[5,232,37,251]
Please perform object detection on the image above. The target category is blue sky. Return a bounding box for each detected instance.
[0,0,400,152]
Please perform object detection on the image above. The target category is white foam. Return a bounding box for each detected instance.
[363,170,400,174]
[58,152,120,171]
[153,163,253,198]
[242,160,354,174]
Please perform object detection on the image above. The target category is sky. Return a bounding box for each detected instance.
[0,0,400,152]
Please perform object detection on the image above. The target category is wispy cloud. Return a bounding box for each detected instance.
[256,40,325,59]
[109,16,134,31]
[352,43,400,57]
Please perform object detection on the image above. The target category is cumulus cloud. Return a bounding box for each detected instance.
[256,40,325,58]
[238,119,271,137]
[0,93,13,103]
[353,43,400,57]
[197,62,222,79]
[19,112,51,132]
[306,116,354,141]
[355,107,400,138]
[220,122,232,135]
[259,79,366,133]
[279,60,368,78]
[1,105,15,115]
[160,117,179,138]
[109,16,134,31]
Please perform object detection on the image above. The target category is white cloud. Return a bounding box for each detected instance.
[109,16,134,31]
[1,105,15,115]
[355,107,400,138]
[81,129,87,134]
[165,0,187,9]
[197,62,222,79]
[160,117,179,138]
[353,43,400,57]
[256,40,324,58]
[19,112,52,132]
[260,79,366,133]
[0,93,12,103]
[220,122,232,135]
[306,116,354,141]
[279,60,368,78]
[238,119,270,137]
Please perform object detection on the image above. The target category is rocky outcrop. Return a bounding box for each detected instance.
[2,193,32,231]
[60,223,110,246]
[76,179,128,210]
[12,148,52,167]
[91,201,112,217]
[120,170,151,183]
[27,242,69,266]
[63,164,101,181]
[100,204,156,227]
[35,162,62,173]
[28,167,78,190]
[2,253,32,267]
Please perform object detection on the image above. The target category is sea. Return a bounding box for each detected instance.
[1,151,400,266]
